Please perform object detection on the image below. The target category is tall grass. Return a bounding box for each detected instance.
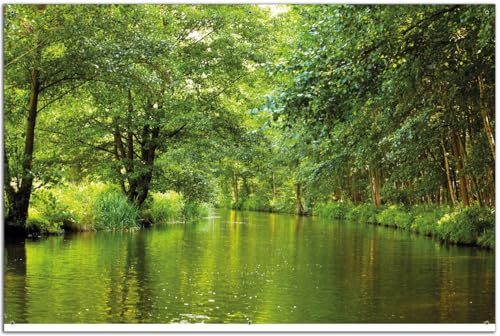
[182,200,210,220]
[140,191,211,224]
[28,183,139,232]
[143,191,184,224]
[93,189,138,230]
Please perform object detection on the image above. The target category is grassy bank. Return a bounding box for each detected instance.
[314,202,495,249]
[26,183,210,235]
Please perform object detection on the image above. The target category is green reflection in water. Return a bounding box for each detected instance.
[4,209,495,323]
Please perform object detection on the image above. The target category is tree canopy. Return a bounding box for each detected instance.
[3,4,495,232]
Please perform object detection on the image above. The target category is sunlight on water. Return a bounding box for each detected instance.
[4,210,495,323]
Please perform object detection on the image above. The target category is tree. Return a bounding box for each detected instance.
[4,5,107,229]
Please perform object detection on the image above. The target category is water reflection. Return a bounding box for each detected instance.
[4,209,495,323]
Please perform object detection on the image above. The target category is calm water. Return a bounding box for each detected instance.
[4,210,495,323]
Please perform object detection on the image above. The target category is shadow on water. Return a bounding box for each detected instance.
[4,241,28,324]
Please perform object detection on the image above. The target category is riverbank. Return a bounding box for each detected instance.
[314,202,495,249]
[16,183,209,237]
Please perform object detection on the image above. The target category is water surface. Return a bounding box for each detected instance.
[4,210,495,323]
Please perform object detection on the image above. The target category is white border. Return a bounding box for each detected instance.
[3,323,497,333]
[2,1,497,334]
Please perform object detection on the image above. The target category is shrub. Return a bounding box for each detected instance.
[93,189,138,230]
[410,205,450,237]
[242,194,272,212]
[394,210,414,230]
[314,202,350,219]
[182,201,210,220]
[437,206,495,245]
[270,197,296,214]
[27,189,72,234]
[146,191,184,224]
[477,228,495,249]
[26,208,62,235]
[57,183,113,230]
[345,204,381,224]
[376,205,412,228]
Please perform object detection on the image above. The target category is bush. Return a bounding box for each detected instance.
[182,201,210,220]
[26,208,62,235]
[27,189,72,234]
[376,205,413,229]
[314,202,351,219]
[410,205,450,237]
[93,189,138,230]
[269,197,296,214]
[241,194,272,212]
[346,204,381,224]
[57,183,113,231]
[146,191,184,224]
[477,228,495,249]
[437,206,495,245]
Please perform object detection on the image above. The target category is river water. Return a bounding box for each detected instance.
[3,209,495,323]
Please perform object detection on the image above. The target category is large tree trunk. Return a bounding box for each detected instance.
[295,183,306,215]
[451,132,470,206]
[5,68,41,231]
[369,168,382,207]
[131,125,159,207]
[441,140,456,207]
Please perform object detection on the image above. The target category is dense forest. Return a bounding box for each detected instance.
[4,4,495,247]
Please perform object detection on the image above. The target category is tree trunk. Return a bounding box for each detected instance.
[5,68,41,230]
[441,140,456,207]
[369,168,382,207]
[451,132,470,206]
[133,125,159,207]
[295,183,305,215]
[232,171,239,205]
[477,75,495,161]
[271,173,276,203]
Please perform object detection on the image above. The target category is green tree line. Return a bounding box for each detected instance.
[3,5,495,246]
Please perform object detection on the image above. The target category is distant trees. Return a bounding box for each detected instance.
[272,5,495,209]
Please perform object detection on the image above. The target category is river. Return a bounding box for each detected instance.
[4,209,495,323]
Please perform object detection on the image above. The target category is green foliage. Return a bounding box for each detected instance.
[241,194,272,212]
[93,189,138,231]
[145,191,184,224]
[316,201,494,249]
[269,197,296,214]
[314,202,350,219]
[57,183,113,231]
[3,4,495,253]
[410,205,450,237]
[182,201,210,220]
[29,189,72,231]
[345,204,381,224]
[376,205,414,229]
[25,208,62,235]
[437,206,495,245]
[27,183,141,232]
[477,228,495,249]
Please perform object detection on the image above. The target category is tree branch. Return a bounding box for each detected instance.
[37,81,88,114]
[38,127,116,156]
